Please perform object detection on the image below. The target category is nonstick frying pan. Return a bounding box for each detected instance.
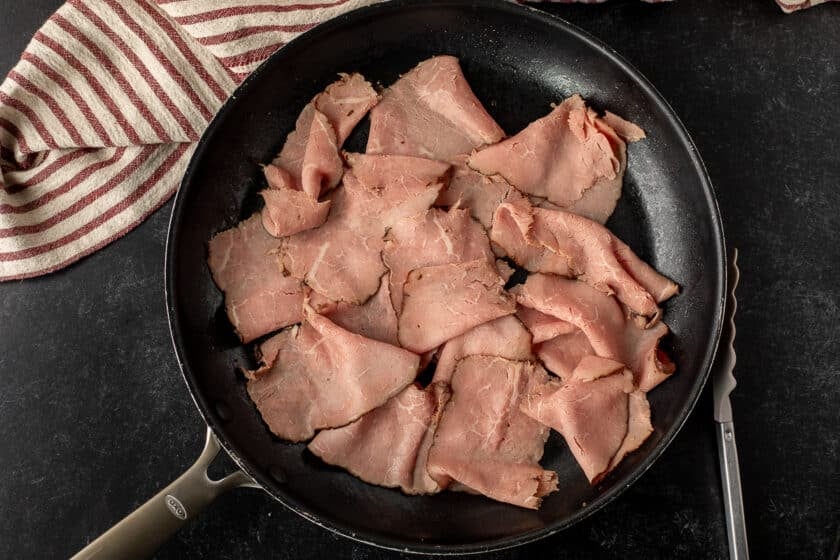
[73,1,726,557]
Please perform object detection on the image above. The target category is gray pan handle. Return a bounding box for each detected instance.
[72,427,257,560]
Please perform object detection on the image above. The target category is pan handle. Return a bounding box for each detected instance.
[71,427,257,559]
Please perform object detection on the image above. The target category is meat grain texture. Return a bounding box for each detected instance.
[207,55,680,510]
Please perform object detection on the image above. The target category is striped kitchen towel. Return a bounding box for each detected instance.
[0,0,377,281]
[0,0,831,280]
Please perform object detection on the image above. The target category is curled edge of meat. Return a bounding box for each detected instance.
[307,382,451,495]
[521,356,640,484]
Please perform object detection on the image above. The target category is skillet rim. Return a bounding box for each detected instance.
[164,0,727,554]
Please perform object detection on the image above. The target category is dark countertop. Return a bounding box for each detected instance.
[1,1,838,558]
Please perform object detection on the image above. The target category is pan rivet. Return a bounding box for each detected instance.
[215,401,232,422]
[269,466,287,484]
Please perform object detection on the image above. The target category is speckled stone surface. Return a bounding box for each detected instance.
[0,1,837,559]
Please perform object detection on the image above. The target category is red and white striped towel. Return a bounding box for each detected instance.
[0,0,830,281]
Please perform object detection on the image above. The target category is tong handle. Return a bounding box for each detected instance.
[716,421,749,560]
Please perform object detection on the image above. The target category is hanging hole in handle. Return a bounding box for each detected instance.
[206,443,243,483]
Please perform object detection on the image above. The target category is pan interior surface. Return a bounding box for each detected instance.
[166,0,725,554]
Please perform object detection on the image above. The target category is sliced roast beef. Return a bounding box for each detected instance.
[491,197,572,276]
[433,315,533,383]
[383,206,493,313]
[281,154,449,304]
[367,56,504,160]
[469,95,642,223]
[260,166,331,237]
[207,213,304,343]
[273,73,378,186]
[602,111,646,143]
[492,197,678,322]
[515,273,675,392]
[308,382,450,494]
[535,329,596,380]
[495,260,514,283]
[312,273,399,346]
[314,73,381,144]
[521,356,634,483]
[607,390,654,472]
[516,305,576,344]
[435,155,525,229]
[427,356,557,509]
[260,74,378,237]
[398,259,516,354]
[245,305,419,442]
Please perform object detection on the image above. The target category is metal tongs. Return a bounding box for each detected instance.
[713,249,749,559]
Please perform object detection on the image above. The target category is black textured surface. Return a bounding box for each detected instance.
[0,1,837,559]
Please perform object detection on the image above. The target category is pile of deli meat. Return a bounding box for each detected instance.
[208,56,678,509]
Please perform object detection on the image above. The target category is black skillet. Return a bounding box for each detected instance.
[72,1,726,557]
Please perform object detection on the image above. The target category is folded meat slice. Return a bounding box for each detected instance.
[432,315,533,383]
[516,305,576,344]
[560,110,644,224]
[273,73,378,190]
[383,206,493,313]
[535,329,596,380]
[260,165,332,237]
[398,259,516,354]
[207,213,304,343]
[314,72,381,145]
[491,198,572,276]
[521,356,634,483]
[515,274,675,392]
[607,390,654,472]
[435,155,525,229]
[261,74,378,237]
[367,56,504,160]
[427,356,557,509]
[308,383,450,495]
[496,259,515,282]
[310,273,399,346]
[281,154,449,304]
[245,305,419,442]
[492,197,678,322]
[469,95,643,222]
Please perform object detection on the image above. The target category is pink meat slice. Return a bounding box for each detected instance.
[432,315,533,384]
[281,154,449,304]
[310,273,399,346]
[496,259,515,282]
[315,73,381,144]
[535,329,596,380]
[521,356,634,483]
[398,259,516,354]
[435,155,525,229]
[308,382,450,495]
[260,165,331,237]
[492,197,678,322]
[491,198,573,276]
[515,273,676,392]
[516,305,577,344]
[273,73,378,189]
[367,56,504,160]
[470,95,644,223]
[245,305,419,442]
[383,206,494,313]
[207,213,304,343]
[260,74,378,237]
[607,390,654,472]
[558,109,643,224]
[427,356,557,509]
